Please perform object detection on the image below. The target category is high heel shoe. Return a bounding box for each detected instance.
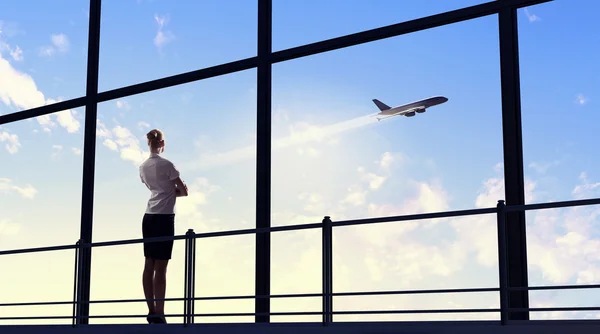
[146,312,160,324]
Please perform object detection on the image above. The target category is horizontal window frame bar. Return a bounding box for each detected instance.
[0,97,87,126]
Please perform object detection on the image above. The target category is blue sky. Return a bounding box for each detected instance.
[1,0,600,325]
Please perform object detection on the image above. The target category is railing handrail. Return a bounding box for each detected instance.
[1,196,598,258]
[0,287,502,308]
[505,197,600,212]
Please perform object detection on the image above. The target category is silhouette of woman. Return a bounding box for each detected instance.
[139,129,188,324]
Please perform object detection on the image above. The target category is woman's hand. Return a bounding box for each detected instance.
[175,181,189,197]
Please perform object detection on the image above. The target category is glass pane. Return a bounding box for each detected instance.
[271,229,322,322]
[273,0,489,51]
[272,15,503,224]
[99,0,257,92]
[0,0,89,116]
[519,0,600,320]
[0,108,84,324]
[193,235,255,323]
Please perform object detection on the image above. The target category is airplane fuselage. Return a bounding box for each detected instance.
[373,96,448,121]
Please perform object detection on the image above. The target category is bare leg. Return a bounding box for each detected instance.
[142,257,156,313]
[153,259,169,321]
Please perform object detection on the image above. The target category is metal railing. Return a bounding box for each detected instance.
[1,198,600,327]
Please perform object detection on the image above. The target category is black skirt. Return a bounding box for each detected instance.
[142,213,175,260]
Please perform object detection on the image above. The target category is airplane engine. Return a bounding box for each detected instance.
[405,111,416,117]
[416,108,426,113]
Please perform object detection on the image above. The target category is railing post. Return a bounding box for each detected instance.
[188,229,196,325]
[322,216,333,326]
[74,240,86,326]
[183,232,190,326]
[72,239,82,328]
[496,200,509,325]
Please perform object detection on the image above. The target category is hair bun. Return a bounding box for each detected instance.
[147,131,156,140]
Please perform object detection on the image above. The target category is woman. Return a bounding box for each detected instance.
[139,129,188,324]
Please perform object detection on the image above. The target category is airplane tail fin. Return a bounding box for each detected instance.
[372,99,391,111]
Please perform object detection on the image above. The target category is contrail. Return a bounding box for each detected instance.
[181,113,380,171]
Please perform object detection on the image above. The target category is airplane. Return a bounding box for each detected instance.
[372,96,448,121]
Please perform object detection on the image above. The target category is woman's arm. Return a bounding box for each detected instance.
[174,177,189,197]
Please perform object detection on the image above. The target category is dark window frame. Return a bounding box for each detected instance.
[0,0,555,324]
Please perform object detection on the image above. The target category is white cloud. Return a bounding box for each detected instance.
[0,53,46,110]
[0,178,37,199]
[575,93,589,105]
[342,185,367,206]
[9,45,22,61]
[52,144,63,159]
[97,119,148,166]
[296,192,328,214]
[0,130,20,154]
[363,171,385,190]
[40,33,70,56]
[176,178,220,218]
[71,147,82,155]
[295,146,321,158]
[572,172,600,199]
[154,30,175,49]
[0,41,21,61]
[351,151,406,195]
[153,14,175,49]
[51,33,69,52]
[55,108,80,133]
[103,138,118,151]
[113,125,147,165]
[11,184,37,199]
[529,160,559,174]
[0,219,19,236]
[36,114,55,132]
[527,204,600,285]
[137,121,150,129]
[34,103,81,133]
[116,100,131,110]
[96,120,112,138]
[0,22,24,62]
[355,152,404,191]
[379,151,397,170]
[524,8,541,22]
